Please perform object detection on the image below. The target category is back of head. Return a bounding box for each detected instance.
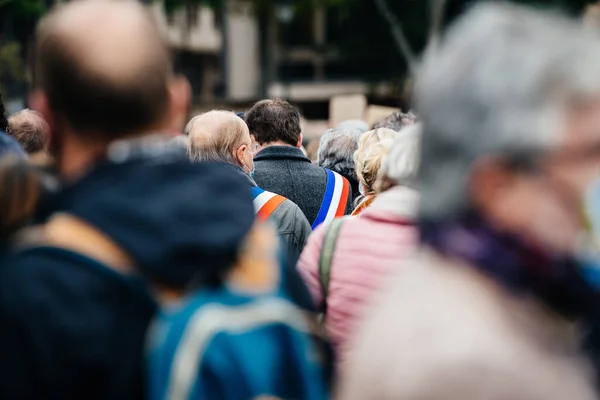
[186,110,249,164]
[373,111,417,132]
[7,109,49,153]
[318,127,362,179]
[416,3,600,220]
[376,123,422,193]
[336,119,370,133]
[34,0,171,141]
[245,99,301,146]
[354,128,401,193]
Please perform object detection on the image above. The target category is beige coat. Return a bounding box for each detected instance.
[337,248,598,400]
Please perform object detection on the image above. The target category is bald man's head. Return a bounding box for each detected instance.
[34,0,172,140]
[187,111,254,173]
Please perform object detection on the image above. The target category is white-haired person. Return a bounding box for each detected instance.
[339,4,600,399]
[352,127,402,215]
[317,127,363,202]
[297,125,421,362]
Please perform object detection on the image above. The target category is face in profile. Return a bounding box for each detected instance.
[473,100,600,254]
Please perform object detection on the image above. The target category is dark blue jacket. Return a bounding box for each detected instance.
[0,131,25,158]
[0,138,255,400]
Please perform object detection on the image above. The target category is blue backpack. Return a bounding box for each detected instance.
[146,287,328,400]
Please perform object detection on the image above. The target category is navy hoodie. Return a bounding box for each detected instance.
[0,138,255,400]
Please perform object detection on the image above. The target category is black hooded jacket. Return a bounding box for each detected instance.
[0,139,255,400]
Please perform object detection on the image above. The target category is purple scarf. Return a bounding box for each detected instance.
[420,212,597,319]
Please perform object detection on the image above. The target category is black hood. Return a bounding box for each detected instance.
[44,138,255,288]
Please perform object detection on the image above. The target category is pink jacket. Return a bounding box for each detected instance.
[297,186,419,361]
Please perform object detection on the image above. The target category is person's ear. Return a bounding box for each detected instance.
[296,132,303,148]
[235,144,247,169]
[167,75,191,134]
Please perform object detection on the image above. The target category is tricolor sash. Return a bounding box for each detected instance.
[312,169,350,230]
[251,187,287,222]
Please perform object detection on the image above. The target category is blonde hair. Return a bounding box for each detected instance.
[354,128,401,195]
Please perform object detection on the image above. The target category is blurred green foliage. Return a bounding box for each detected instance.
[0,0,46,17]
[0,41,25,94]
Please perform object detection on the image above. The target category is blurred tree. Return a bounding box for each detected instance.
[0,0,45,98]
[0,41,26,94]
[0,0,595,99]
[159,0,594,80]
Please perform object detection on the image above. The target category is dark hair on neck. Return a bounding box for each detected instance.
[245,98,301,146]
[0,93,8,133]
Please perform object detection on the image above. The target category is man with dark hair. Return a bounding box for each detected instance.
[246,99,353,228]
[0,1,250,399]
[7,109,49,154]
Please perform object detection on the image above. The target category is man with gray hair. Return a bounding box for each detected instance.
[317,127,363,201]
[340,4,600,399]
[187,110,312,263]
[7,109,49,154]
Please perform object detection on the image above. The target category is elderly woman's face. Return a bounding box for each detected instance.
[472,99,600,254]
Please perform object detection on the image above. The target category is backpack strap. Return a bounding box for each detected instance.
[251,187,287,222]
[318,217,346,315]
[312,169,350,230]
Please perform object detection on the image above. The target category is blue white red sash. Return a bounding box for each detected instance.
[312,169,350,230]
[251,187,286,222]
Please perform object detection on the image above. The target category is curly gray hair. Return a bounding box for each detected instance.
[318,127,363,180]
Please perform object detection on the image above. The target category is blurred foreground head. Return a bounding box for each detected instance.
[31,0,189,179]
[417,3,600,253]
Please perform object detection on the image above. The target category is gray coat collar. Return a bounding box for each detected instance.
[253,145,310,163]
[224,163,257,187]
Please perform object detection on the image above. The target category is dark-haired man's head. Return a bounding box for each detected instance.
[8,109,49,154]
[244,99,302,149]
[31,0,190,179]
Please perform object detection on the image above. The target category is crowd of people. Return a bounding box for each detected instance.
[3,0,600,399]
